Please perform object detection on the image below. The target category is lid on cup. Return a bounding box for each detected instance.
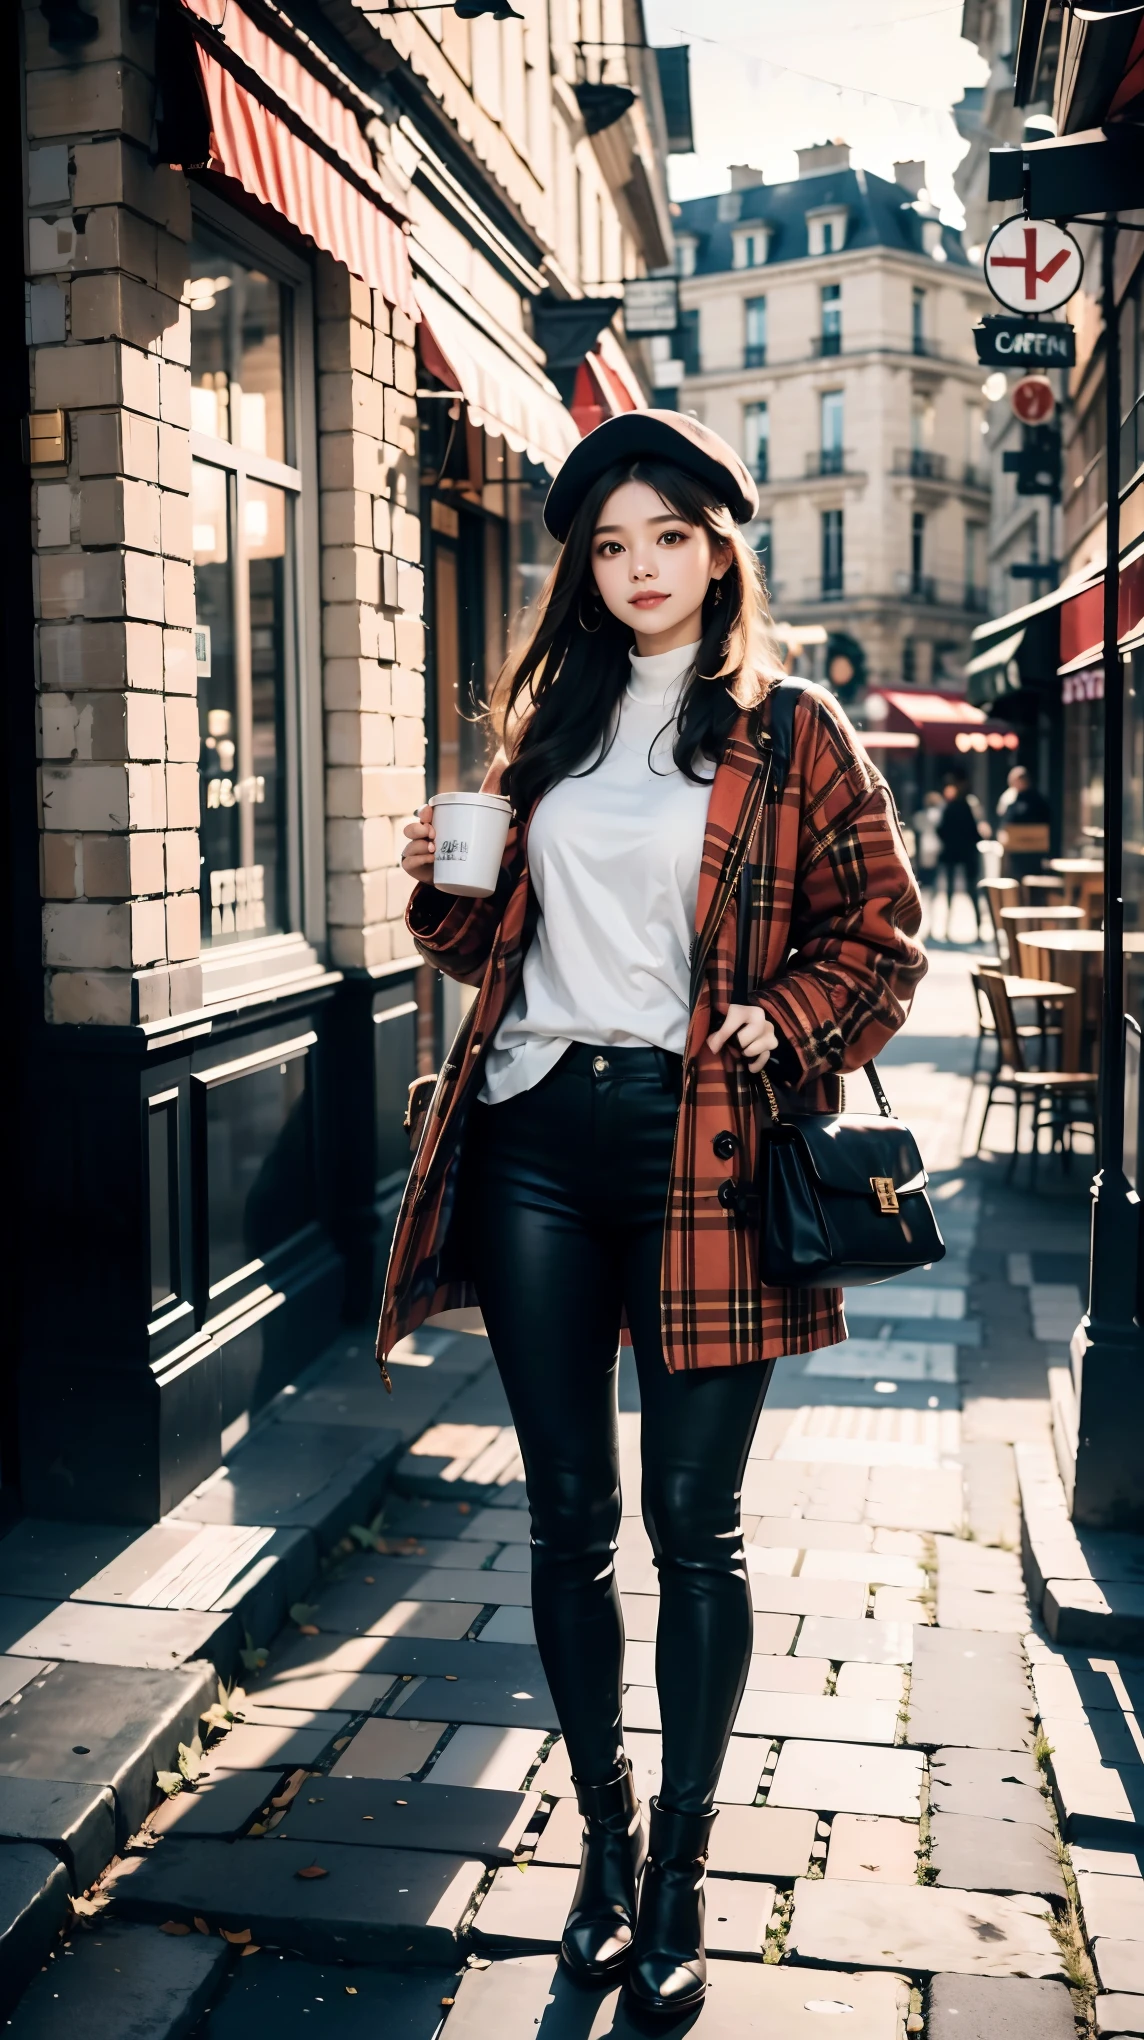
[429,791,511,812]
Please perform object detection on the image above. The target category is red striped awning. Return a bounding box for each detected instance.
[179,1,415,319]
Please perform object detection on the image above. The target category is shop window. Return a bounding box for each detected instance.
[202,1045,315,1295]
[188,220,310,951]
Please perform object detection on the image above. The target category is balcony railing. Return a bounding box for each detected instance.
[813,331,842,357]
[744,344,767,368]
[911,334,935,357]
[962,462,989,490]
[892,570,986,609]
[964,583,990,613]
[893,448,947,480]
[806,448,848,476]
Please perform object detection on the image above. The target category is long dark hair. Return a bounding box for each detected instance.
[492,459,784,818]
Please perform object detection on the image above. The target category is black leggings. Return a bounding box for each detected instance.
[463,1043,770,1815]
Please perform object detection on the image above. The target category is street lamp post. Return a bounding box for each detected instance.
[1069,216,1144,1528]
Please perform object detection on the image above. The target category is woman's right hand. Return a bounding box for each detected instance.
[401,805,436,882]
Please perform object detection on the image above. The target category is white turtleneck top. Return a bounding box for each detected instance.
[480,642,715,1105]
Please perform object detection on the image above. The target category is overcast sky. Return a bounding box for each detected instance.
[642,0,990,225]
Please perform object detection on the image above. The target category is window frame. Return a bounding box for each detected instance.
[744,294,767,368]
[743,400,769,483]
[187,188,324,970]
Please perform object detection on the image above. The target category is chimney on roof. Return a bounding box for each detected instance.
[796,141,850,178]
[729,164,764,190]
[894,160,926,197]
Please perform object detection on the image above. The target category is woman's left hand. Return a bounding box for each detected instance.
[707,1004,778,1074]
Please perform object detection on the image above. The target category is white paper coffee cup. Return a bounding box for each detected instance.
[430,790,512,897]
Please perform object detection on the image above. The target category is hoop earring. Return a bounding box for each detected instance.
[578,590,604,633]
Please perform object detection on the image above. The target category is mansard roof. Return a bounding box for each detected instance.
[674,165,969,274]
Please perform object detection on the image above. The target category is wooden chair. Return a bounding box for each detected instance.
[976,972,1097,1184]
[1020,874,1066,907]
[977,876,1020,962]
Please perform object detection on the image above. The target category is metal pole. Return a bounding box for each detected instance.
[1070,214,1144,1528]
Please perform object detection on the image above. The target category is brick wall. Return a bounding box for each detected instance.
[23,0,427,1019]
[316,256,425,972]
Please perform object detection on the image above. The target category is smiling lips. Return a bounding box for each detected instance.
[630,592,668,609]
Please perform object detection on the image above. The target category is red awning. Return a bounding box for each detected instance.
[180,1,415,318]
[873,690,988,755]
[1060,543,1144,673]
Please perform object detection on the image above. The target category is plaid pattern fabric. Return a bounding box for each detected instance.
[376,684,925,1376]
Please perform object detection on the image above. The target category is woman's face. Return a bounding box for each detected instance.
[590,478,729,653]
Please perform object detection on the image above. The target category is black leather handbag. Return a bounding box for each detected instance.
[730,681,945,1290]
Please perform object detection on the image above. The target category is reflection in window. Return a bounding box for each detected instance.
[206,1057,314,1292]
[187,230,296,947]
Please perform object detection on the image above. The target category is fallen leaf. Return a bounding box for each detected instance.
[333,1738,351,1750]
[289,1603,320,1624]
[242,1944,261,1958]
[160,1921,191,1936]
[346,1985,358,1995]
[362,1814,374,1822]
[69,1896,105,1919]
[194,1918,210,1936]
[247,1822,267,1837]
[298,1625,320,1637]
[346,1524,378,1549]
[270,1769,308,1810]
[296,1865,328,1880]
[155,1772,184,1799]
[220,1927,252,1945]
[444,1674,458,1682]
[441,1998,455,2008]
[394,1798,408,1806]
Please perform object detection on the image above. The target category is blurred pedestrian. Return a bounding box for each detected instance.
[996,764,1052,879]
[912,788,944,898]
[382,414,925,2018]
[936,768,989,941]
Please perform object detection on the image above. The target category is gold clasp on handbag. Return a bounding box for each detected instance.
[870,1176,900,1215]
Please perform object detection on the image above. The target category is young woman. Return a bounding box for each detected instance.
[379,413,924,2018]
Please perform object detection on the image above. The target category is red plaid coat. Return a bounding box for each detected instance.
[376,684,925,1380]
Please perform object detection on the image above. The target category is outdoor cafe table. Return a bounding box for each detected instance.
[1047,857,1105,922]
[999,903,1083,966]
[1015,927,1144,1072]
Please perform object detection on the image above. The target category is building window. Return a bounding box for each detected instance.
[745,296,767,368]
[911,510,930,598]
[912,287,927,356]
[675,236,697,279]
[819,283,841,356]
[677,307,701,376]
[733,228,769,270]
[189,225,309,949]
[744,401,769,482]
[820,390,844,474]
[965,519,986,610]
[821,508,844,596]
[808,211,847,257]
[902,636,916,685]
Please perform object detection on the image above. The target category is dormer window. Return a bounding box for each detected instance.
[807,208,848,257]
[732,227,770,270]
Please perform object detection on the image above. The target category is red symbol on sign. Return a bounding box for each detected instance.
[989,226,1069,299]
[1010,376,1055,424]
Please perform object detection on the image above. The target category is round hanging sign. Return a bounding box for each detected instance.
[984,215,1083,314]
[1010,375,1056,424]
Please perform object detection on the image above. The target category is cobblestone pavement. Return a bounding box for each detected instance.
[10,943,1143,2038]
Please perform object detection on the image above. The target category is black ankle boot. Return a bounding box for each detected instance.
[559,1757,647,1985]
[625,1800,717,2018]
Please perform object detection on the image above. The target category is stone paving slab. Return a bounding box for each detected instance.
[929,1811,1066,1899]
[795,1619,914,1665]
[426,1725,547,1791]
[530,1732,662,1804]
[1077,1868,1144,1939]
[203,1716,354,1775]
[170,1421,404,1544]
[906,1628,1034,1751]
[0,1660,215,1840]
[746,1577,868,1619]
[0,1522,143,1600]
[470,1861,774,1956]
[0,1776,116,1892]
[105,1835,486,1964]
[312,1564,531,1629]
[476,1607,537,1647]
[926,1973,1078,2039]
[460,1508,531,1544]
[766,1742,924,1818]
[198,1955,461,2040]
[1095,1943,1144,1994]
[442,1951,911,2038]
[0,1845,71,2019]
[0,1659,51,1709]
[149,1767,284,1839]
[0,1596,233,1671]
[278,1777,539,1861]
[752,1518,874,1551]
[744,1654,833,1694]
[1096,1992,1144,2035]
[799,1551,926,1590]
[735,1693,900,1744]
[786,1876,1062,1976]
[329,1717,449,1780]
[1074,1843,1144,1876]
[1045,1735,1144,1843]
[935,1585,1031,1633]
[530,1795,815,1880]
[243,1667,408,1713]
[824,1814,920,1883]
[836,1663,907,1701]
[4,1915,229,2038]
[928,1749,1052,1831]
[263,1629,547,1690]
[1029,1649,1144,1719]
[387,1676,559,1732]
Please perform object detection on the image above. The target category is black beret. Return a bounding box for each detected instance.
[543,410,759,541]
